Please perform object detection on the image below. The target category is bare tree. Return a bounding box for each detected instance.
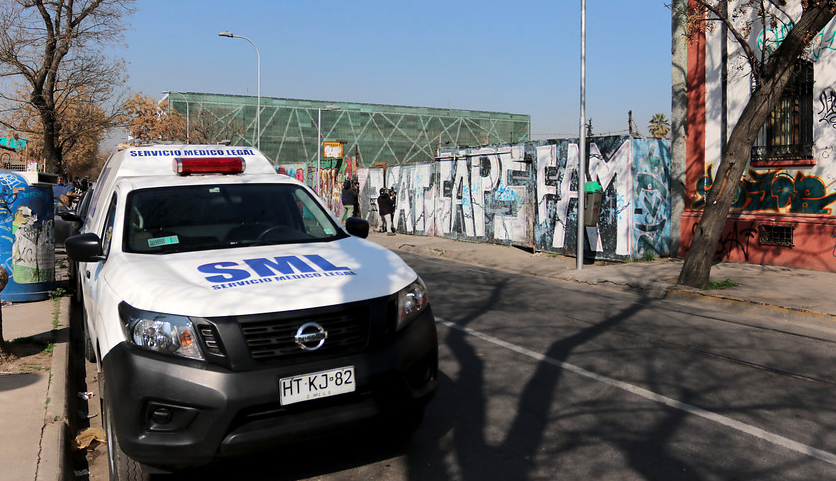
[0,0,135,175]
[187,103,246,145]
[1,85,109,178]
[678,0,836,288]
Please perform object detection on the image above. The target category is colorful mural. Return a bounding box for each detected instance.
[275,163,307,184]
[354,136,672,261]
[315,156,359,217]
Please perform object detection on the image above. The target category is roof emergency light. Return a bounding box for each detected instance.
[173,157,246,176]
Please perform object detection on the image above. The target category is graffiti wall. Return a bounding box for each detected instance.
[354,136,672,261]
[530,137,671,259]
[694,165,836,214]
[0,171,54,301]
[311,156,360,217]
[275,163,307,184]
[682,162,836,269]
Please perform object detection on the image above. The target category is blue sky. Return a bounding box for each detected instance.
[114,0,672,139]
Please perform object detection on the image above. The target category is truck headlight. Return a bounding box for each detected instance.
[120,304,204,361]
[397,278,429,331]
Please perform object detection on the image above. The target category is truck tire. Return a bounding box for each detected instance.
[101,376,150,481]
[82,310,96,364]
[73,266,83,305]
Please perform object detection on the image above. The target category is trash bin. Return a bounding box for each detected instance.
[0,170,56,302]
[583,181,603,226]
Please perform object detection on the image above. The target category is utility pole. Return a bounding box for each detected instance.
[577,0,587,271]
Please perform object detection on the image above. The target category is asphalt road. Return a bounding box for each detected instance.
[75,252,836,480]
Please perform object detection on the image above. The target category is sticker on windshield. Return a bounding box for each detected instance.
[148,235,180,248]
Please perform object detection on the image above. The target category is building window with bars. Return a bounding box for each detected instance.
[751,60,814,166]
[758,224,794,247]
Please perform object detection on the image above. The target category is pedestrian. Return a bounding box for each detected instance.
[52,175,80,207]
[377,187,396,235]
[352,179,361,219]
[340,179,357,224]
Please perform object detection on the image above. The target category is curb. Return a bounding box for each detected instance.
[664,286,836,322]
[38,297,70,481]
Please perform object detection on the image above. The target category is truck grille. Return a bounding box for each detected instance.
[239,308,370,363]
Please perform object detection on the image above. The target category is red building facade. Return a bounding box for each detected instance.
[682,1,836,271]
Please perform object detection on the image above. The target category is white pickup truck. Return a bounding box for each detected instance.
[67,145,438,480]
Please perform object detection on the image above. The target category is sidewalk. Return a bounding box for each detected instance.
[367,231,836,321]
[0,296,70,481]
[6,232,836,481]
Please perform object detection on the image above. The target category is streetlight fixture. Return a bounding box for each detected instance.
[316,104,341,195]
[218,31,261,150]
[161,91,190,144]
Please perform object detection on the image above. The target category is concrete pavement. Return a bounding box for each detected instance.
[6,232,836,480]
[0,296,69,481]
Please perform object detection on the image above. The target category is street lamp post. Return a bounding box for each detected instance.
[218,31,261,150]
[316,104,340,196]
[161,91,190,144]
[577,0,587,271]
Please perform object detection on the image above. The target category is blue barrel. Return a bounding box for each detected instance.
[0,170,55,302]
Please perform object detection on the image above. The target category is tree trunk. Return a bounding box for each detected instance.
[678,124,764,287]
[33,91,62,174]
[41,113,62,175]
[678,2,836,288]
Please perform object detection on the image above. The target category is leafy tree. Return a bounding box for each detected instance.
[121,94,246,145]
[121,94,188,144]
[0,0,135,175]
[648,113,671,139]
[678,0,836,288]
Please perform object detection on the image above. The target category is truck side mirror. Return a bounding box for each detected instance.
[65,232,106,262]
[345,217,369,239]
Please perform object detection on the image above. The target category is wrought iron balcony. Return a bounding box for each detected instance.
[750,143,814,162]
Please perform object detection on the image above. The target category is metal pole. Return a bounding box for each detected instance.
[317,107,322,195]
[162,91,190,144]
[218,32,260,150]
[577,0,587,271]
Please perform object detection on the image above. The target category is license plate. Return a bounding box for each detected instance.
[279,366,355,406]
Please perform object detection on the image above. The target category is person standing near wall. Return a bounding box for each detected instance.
[340,179,357,224]
[352,179,361,219]
[377,187,396,235]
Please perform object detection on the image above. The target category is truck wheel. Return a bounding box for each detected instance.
[101,377,150,481]
[73,267,83,305]
[82,310,95,364]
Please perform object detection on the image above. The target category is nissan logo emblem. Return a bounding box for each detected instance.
[294,322,328,351]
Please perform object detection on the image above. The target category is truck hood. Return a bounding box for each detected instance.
[104,237,417,317]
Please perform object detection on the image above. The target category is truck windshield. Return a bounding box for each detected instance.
[123,183,346,254]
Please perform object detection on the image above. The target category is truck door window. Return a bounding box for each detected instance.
[100,195,118,259]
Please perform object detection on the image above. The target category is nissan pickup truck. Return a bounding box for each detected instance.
[66,144,438,480]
